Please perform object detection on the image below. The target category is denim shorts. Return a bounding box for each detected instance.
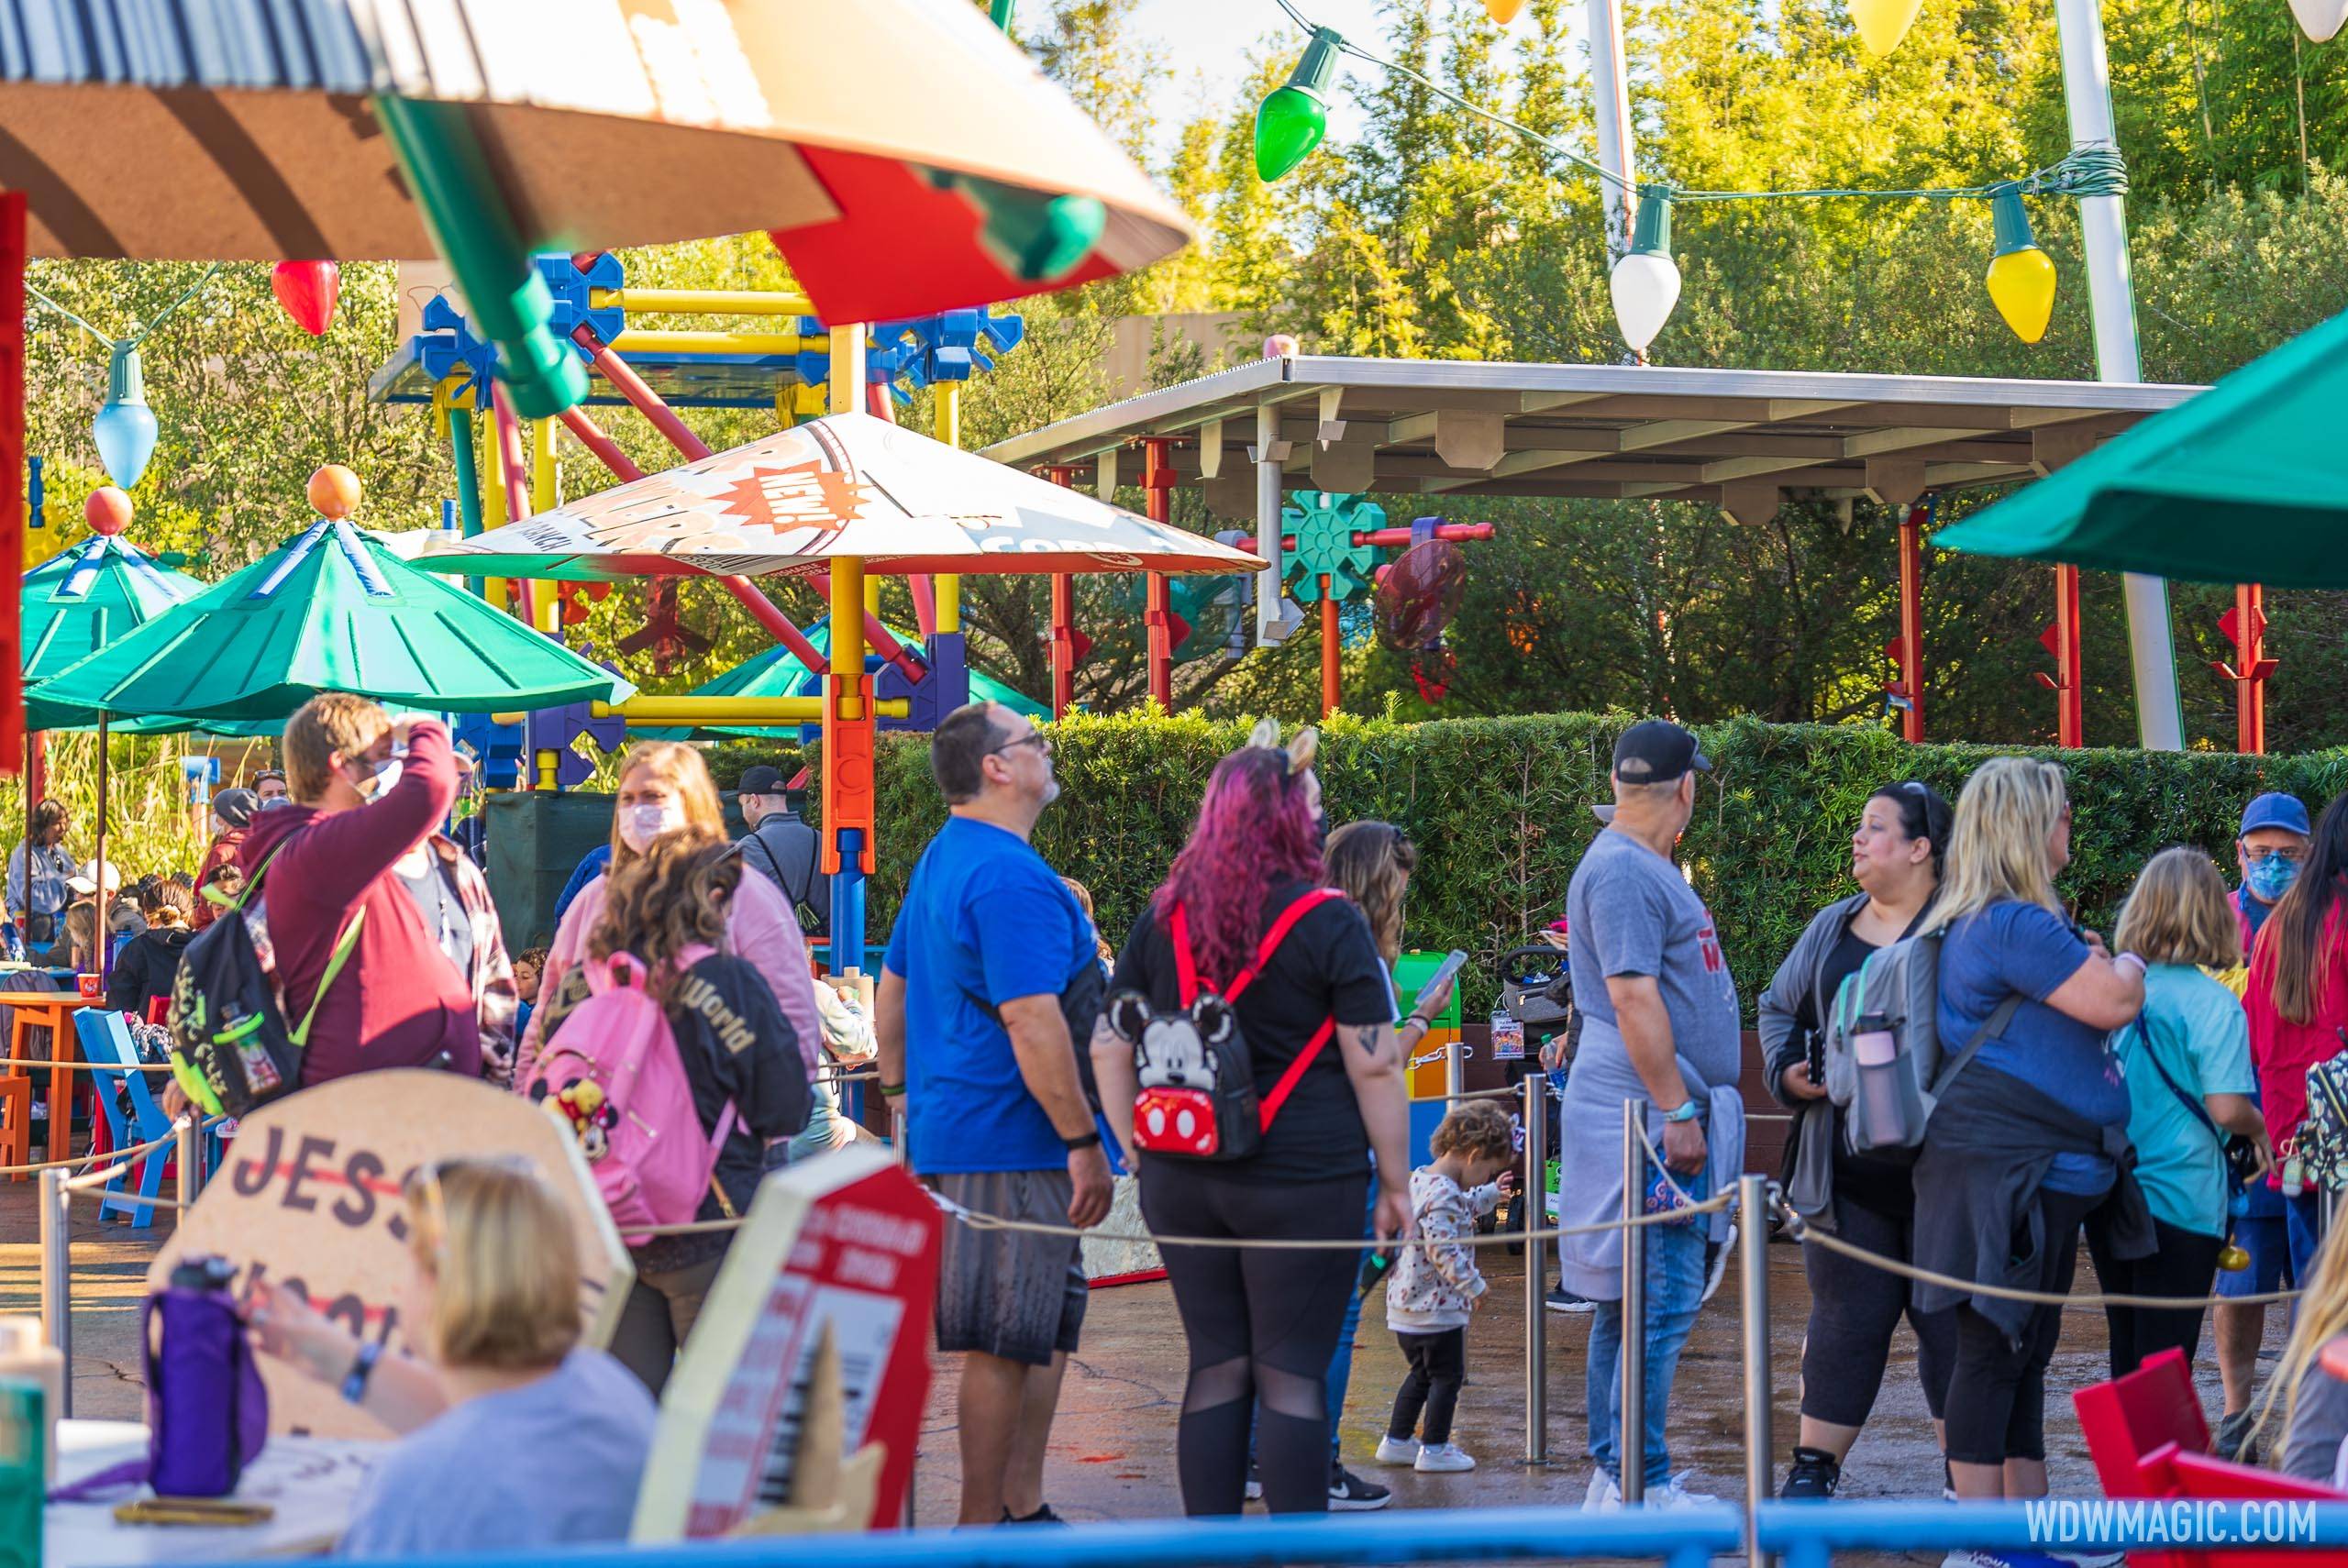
[2216,1211,2292,1297]
[931,1169,1087,1366]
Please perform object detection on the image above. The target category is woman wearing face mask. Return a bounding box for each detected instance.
[518,743,820,1087]
[2245,791,2348,1286]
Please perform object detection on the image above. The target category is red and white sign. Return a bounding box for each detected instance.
[633,1146,938,1540]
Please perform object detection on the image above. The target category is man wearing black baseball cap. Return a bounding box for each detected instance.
[735,765,828,933]
[1557,720,1742,1512]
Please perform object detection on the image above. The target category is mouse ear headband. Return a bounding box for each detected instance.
[1246,718,1318,788]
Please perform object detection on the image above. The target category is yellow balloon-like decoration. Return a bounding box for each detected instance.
[1984,189,2057,345]
[1848,0,1924,53]
[1486,0,1528,20]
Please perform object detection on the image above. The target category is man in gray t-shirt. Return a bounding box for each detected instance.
[1558,720,1744,1513]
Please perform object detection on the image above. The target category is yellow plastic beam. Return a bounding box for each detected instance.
[832,556,867,721]
[935,385,962,634]
[593,288,817,318]
[531,417,559,635]
[583,695,910,725]
[611,329,816,357]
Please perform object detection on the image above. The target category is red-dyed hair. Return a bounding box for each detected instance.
[1152,745,1325,986]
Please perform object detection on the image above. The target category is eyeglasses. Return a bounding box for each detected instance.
[2251,845,2308,864]
[990,733,1053,758]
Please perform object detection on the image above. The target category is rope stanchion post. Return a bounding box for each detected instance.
[1522,1073,1547,1464]
[1739,1174,1772,1568]
[1620,1097,1646,1507]
[1445,1037,1464,1102]
[39,1166,70,1418]
[174,1116,204,1209]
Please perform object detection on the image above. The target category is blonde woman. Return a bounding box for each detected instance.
[2254,1212,2348,1482]
[246,1158,656,1556]
[519,742,819,1082]
[1909,757,2147,1525]
[2088,849,2270,1379]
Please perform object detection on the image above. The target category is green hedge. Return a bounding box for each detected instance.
[726,713,2348,1018]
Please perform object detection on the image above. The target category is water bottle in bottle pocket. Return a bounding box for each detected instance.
[1849,1012,1926,1151]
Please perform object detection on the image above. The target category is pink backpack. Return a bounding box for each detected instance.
[524,943,737,1242]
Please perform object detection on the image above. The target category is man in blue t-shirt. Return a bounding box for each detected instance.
[2214,790,2312,1459]
[877,701,1108,1528]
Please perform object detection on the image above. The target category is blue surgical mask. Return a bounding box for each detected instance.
[2247,852,2300,905]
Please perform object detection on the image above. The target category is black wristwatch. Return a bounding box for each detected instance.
[1063,1131,1102,1152]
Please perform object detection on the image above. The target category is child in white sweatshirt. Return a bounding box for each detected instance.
[1377,1099,1517,1474]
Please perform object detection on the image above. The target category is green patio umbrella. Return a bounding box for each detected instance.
[25,518,634,731]
[652,617,1042,740]
[22,532,205,685]
[1936,310,2348,587]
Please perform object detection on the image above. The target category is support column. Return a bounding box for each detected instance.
[530,416,559,634]
[1253,405,1292,645]
[2051,0,2184,750]
[2039,565,2087,748]
[1143,438,1176,712]
[1047,467,1078,718]
[1895,505,1926,743]
[825,557,875,980]
[0,193,22,775]
[935,386,963,635]
[2217,584,2276,755]
[1321,577,1341,718]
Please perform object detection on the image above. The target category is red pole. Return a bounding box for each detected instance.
[1047,467,1077,719]
[557,405,645,483]
[489,383,537,625]
[0,193,21,776]
[2231,583,2272,755]
[1143,439,1175,712]
[719,578,830,676]
[1320,578,1341,718]
[2054,564,2084,748]
[1897,505,1926,744]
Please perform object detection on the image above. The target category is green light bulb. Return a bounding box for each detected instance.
[1256,28,1343,182]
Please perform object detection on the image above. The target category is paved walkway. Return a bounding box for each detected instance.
[1,1181,2249,1528]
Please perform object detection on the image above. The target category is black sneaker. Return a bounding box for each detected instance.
[1002,1505,1069,1525]
[1779,1446,1841,1500]
[2213,1409,2257,1463]
[1546,1286,1595,1313]
[1328,1465,1392,1511]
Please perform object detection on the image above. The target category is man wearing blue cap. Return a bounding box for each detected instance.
[2211,790,2312,1459]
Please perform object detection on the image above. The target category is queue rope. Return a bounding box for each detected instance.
[1775,1192,2302,1310]
[0,1123,188,1178]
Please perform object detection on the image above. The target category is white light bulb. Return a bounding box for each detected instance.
[1610,250,1682,355]
[2288,0,2348,40]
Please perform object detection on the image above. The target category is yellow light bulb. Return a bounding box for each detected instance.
[1985,247,2057,344]
[1486,0,1529,20]
[1848,0,1924,54]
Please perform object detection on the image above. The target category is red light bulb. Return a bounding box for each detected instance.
[271,260,340,336]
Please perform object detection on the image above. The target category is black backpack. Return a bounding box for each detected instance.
[165,845,365,1119]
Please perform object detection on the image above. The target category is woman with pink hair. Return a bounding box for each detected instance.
[1092,723,1413,1517]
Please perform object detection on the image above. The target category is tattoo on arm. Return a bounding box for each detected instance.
[1354,1022,1387,1062]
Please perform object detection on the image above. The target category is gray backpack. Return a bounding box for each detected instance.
[1822,930,2021,1152]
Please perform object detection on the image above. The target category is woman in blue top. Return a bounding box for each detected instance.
[1911,757,2146,1543]
[2087,848,2271,1380]
[246,1157,656,1557]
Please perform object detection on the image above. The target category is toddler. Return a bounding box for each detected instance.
[1377,1099,1516,1474]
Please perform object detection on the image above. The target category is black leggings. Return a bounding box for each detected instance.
[1942,1184,2101,1467]
[2086,1213,2225,1381]
[1800,1190,1955,1428]
[1140,1165,1363,1517]
[1389,1328,1466,1446]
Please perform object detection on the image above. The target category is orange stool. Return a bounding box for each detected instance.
[0,1075,30,1178]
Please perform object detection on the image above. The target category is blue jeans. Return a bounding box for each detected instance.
[1584,1189,1708,1487]
[2285,1187,2327,1286]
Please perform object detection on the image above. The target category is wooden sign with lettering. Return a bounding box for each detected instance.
[149,1070,633,1440]
[632,1146,938,1540]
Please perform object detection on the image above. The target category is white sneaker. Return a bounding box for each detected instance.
[1639,1472,1719,1511]
[1582,1470,1622,1513]
[2045,1551,2125,1568]
[1373,1435,1422,1467]
[1413,1442,1476,1474]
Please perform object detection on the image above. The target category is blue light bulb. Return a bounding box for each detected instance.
[93,341,157,489]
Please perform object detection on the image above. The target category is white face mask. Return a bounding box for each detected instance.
[619,801,684,854]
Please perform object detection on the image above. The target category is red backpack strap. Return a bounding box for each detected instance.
[1227,888,1348,1002]
[1168,902,1201,1007]
[1258,1019,1338,1132]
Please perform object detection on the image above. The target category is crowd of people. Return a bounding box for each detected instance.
[36,688,2348,1559]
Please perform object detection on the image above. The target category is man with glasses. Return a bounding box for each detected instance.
[876,701,1110,1526]
[2212,790,2313,1459]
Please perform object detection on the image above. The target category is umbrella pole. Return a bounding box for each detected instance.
[1144,439,1176,712]
[94,716,107,987]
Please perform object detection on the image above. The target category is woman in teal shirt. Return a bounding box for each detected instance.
[2089,847,2274,1379]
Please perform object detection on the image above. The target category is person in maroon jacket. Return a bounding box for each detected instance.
[228,693,478,1087]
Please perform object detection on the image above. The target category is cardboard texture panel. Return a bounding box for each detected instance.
[150,1070,634,1440]
[633,1145,937,1541]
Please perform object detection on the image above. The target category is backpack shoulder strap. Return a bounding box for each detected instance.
[289,907,367,1050]
[1258,1019,1339,1132]
[2131,1019,2228,1143]
[1168,902,1201,1006]
[1227,888,1348,1002]
[1928,992,2024,1098]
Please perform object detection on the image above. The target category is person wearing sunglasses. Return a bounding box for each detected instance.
[246,1157,655,1557]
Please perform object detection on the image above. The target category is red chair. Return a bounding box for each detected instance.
[2074,1349,2348,1568]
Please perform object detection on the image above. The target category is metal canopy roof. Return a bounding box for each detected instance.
[369,340,810,412]
[980,356,2206,522]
